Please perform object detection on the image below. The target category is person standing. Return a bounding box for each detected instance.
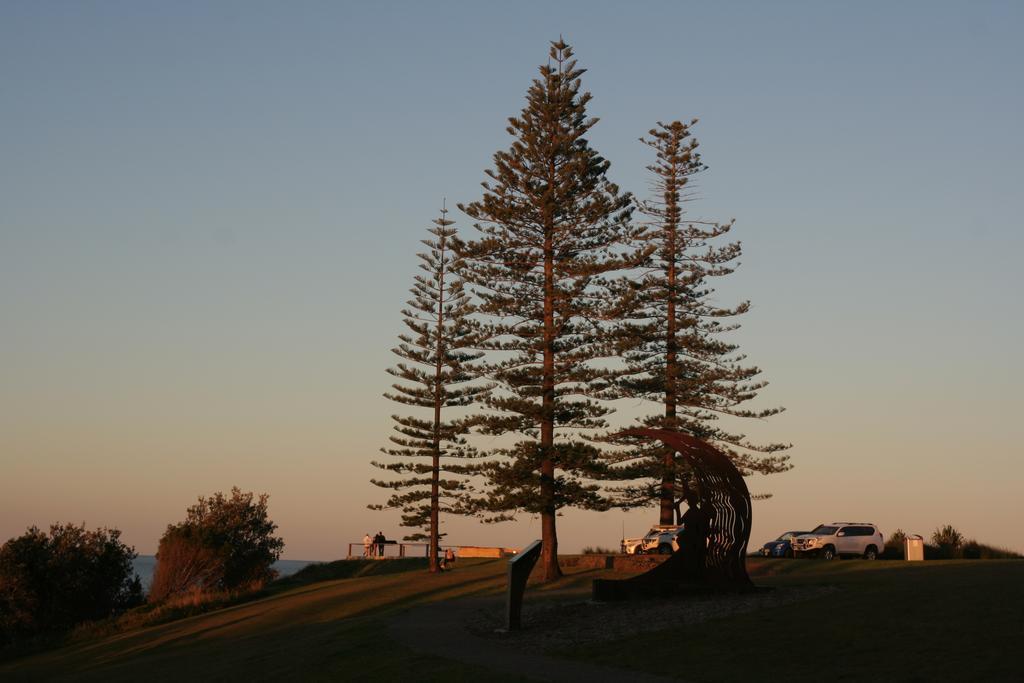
[680,502,708,581]
[375,531,386,558]
[363,533,372,558]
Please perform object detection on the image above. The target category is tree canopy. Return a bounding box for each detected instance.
[613,119,790,523]
[150,488,284,602]
[456,40,646,579]
[371,203,489,572]
[0,523,142,647]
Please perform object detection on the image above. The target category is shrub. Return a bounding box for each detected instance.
[931,525,965,559]
[960,539,1020,560]
[882,528,908,559]
[0,523,143,647]
[581,546,617,555]
[150,488,284,602]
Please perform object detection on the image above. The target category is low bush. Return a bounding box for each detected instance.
[882,528,908,559]
[959,539,1020,560]
[0,523,143,648]
[581,546,617,555]
[931,524,965,558]
[881,524,1020,560]
[150,488,284,603]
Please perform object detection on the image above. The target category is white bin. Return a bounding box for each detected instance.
[904,535,924,561]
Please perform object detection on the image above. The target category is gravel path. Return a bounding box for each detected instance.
[391,585,837,682]
[470,585,838,652]
[391,595,679,682]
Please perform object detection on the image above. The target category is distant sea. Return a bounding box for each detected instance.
[132,555,319,593]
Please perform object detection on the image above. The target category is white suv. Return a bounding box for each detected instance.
[621,525,683,555]
[791,523,884,560]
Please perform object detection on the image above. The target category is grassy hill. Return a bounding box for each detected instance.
[2,557,1021,681]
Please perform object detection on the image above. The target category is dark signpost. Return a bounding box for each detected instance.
[506,539,542,630]
[594,428,755,601]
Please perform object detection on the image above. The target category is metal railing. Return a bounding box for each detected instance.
[346,542,458,559]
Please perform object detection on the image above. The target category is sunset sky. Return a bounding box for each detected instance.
[2,1,1022,560]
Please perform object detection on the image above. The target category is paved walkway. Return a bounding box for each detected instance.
[390,596,681,683]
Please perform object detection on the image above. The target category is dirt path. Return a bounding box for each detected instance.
[390,595,681,683]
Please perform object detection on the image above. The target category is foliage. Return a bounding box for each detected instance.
[0,523,142,647]
[371,204,489,572]
[882,528,908,559]
[931,524,964,549]
[456,39,644,580]
[580,546,617,555]
[611,119,790,523]
[880,527,1019,560]
[886,528,908,547]
[959,540,1021,560]
[150,488,284,602]
[931,524,964,558]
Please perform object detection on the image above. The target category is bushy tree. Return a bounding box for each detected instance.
[0,523,143,646]
[931,524,964,558]
[150,488,284,602]
[614,119,790,523]
[457,40,645,580]
[371,203,489,573]
[882,528,909,558]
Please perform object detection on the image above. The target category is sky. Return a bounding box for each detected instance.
[2,1,1022,560]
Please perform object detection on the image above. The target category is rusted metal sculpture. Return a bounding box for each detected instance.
[593,428,753,600]
[506,539,542,630]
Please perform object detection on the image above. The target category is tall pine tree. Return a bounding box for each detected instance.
[616,120,790,524]
[371,203,487,573]
[457,40,644,580]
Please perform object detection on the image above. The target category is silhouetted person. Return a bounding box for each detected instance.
[375,531,386,558]
[680,502,708,581]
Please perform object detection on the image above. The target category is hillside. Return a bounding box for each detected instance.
[2,557,1021,681]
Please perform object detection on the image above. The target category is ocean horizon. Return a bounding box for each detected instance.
[132,555,319,592]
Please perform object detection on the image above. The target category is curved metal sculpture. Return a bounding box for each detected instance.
[593,428,753,600]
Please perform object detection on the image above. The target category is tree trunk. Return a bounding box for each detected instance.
[540,458,559,580]
[429,451,439,573]
[428,230,447,574]
[660,449,676,525]
[660,180,679,526]
[540,190,561,581]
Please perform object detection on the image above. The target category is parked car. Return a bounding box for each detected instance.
[622,525,684,555]
[653,527,684,554]
[759,530,811,558]
[791,523,884,560]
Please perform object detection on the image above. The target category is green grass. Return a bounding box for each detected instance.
[3,556,1021,681]
[0,557,436,665]
[0,558,516,681]
[560,558,1024,682]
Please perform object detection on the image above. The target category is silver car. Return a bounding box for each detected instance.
[791,522,884,560]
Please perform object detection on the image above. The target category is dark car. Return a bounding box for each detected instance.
[760,531,810,558]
